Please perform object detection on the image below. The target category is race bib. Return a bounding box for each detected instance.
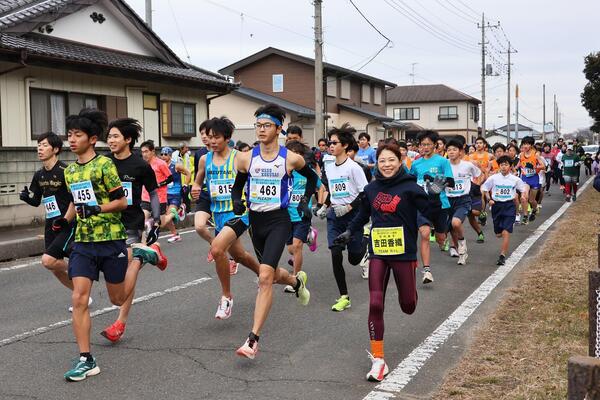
[122,182,132,206]
[249,177,279,204]
[523,168,536,177]
[371,227,405,256]
[210,178,234,202]
[330,177,350,199]
[447,178,466,196]
[564,159,574,167]
[493,185,513,201]
[42,195,61,219]
[289,192,303,207]
[70,180,98,206]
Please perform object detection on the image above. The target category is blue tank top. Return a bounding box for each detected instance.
[205,149,237,213]
[167,159,181,195]
[247,145,292,212]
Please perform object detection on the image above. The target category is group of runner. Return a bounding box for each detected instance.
[20,102,584,383]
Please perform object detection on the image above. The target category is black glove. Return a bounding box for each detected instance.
[423,174,434,183]
[76,204,101,219]
[297,196,312,221]
[51,217,69,232]
[19,186,34,205]
[233,199,246,216]
[146,224,160,246]
[333,230,352,246]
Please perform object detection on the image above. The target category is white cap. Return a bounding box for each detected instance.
[567,144,574,150]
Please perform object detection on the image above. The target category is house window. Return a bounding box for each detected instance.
[361,83,370,103]
[326,76,337,97]
[272,74,283,93]
[340,79,351,99]
[393,107,420,120]
[373,86,382,105]
[161,101,196,137]
[68,93,100,114]
[439,106,458,120]
[470,104,479,122]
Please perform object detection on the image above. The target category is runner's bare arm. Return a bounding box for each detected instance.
[191,155,207,199]
[64,202,76,222]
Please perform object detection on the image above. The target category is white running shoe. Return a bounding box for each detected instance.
[167,234,182,243]
[457,253,468,265]
[422,270,434,284]
[457,239,467,255]
[515,214,521,224]
[236,338,258,359]
[214,296,233,320]
[283,285,295,293]
[69,296,93,313]
[449,247,459,257]
[366,351,389,382]
[229,259,238,275]
[361,265,369,279]
[360,252,369,268]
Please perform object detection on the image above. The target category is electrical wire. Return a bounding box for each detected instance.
[347,0,392,72]
[451,0,481,19]
[433,0,478,24]
[167,0,191,62]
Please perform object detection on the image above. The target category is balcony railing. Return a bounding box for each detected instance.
[438,114,459,120]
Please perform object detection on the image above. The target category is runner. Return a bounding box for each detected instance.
[333,141,428,382]
[159,146,189,242]
[192,120,216,258]
[481,155,529,266]
[357,132,377,176]
[398,141,413,170]
[230,103,316,358]
[445,138,481,265]
[490,142,506,174]
[409,130,455,284]
[466,137,491,241]
[62,109,161,382]
[561,144,582,202]
[19,132,80,306]
[319,123,369,310]
[140,140,173,236]
[516,136,545,223]
[435,136,447,157]
[191,116,260,320]
[101,118,167,343]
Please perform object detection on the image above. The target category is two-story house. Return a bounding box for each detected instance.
[386,84,481,143]
[0,0,235,226]
[212,47,396,146]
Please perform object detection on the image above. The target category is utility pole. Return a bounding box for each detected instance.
[515,84,519,140]
[477,14,500,137]
[554,94,557,137]
[314,0,324,147]
[501,41,517,144]
[409,62,418,85]
[542,84,546,142]
[145,0,152,28]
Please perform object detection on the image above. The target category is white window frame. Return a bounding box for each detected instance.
[272,74,284,93]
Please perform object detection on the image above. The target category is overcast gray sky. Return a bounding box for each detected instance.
[128,0,599,133]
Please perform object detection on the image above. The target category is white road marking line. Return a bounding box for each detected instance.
[0,277,211,347]
[364,177,593,399]
[0,228,198,272]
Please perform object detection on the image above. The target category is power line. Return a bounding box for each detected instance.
[412,0,477,43]
[167,0,191,61]
[434,0,477,24]
[518,112,543,126]
[347,0,392,72]
[451,0,481,19]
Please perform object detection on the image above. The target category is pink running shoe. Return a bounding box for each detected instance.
[307,227,318,252]
[207,250,214,263]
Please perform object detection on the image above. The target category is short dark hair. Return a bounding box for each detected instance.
[446,138,463,150]
[206,116,235,139]
[108,118,142,150]
[497,155,512,165]
[383,137,398,145]
[348,140,359,153]
[492,142,506,152]
[254,103,286,126]
[397,141,408,150]
[318,137,328,146]
[376,142,402,161]
[286,139,309,156]
[521,136,535,145]
[287,125,303,137]
[436,136,447,145]
[328,123,356,152]
[453,135,466,147]
[37,132,63,155]
[358,132,370,142]
[66,108,108,140]
[199,119,209,133]
[417,130,439,144]
[507,143,519,153]
[140,139,155,151]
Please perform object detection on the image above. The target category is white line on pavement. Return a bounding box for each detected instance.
[0,228,198,273]
[364,177,593,399]
[0,277,211,347]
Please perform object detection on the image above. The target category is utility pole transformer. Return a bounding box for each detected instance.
[477,14,500,138]
[145,0,152,28]
[314,0,324,147]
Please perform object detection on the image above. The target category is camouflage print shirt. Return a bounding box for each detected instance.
[65,154,126,242]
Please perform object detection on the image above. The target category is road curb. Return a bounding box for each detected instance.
[0,213,197,262]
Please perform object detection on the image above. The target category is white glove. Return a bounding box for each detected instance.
[332,204,351,218]
[316,204,328,219]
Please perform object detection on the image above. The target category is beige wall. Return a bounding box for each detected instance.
[0,62,209,148]
[386,101,478,133]
[329,110,386,143]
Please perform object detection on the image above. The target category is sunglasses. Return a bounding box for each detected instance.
[327,141,340,146]
[160,152,170,156]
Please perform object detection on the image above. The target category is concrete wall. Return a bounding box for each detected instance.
[0,62,209,148]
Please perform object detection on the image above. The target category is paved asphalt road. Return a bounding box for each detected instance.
[0,180,588,400]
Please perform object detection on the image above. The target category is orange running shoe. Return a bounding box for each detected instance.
[100,320,125,343]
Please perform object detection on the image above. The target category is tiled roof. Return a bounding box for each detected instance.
[386,84,481,104]
[0,33,235,89]
[235,87,315,117]
[338,103,393,122]
[0,0,72,30]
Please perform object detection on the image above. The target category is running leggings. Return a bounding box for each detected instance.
[368,259,418,341]
[331,240,367,296]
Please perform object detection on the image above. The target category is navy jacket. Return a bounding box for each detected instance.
[347,169,429,261]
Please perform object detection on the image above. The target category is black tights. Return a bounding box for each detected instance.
[330,241,367,296]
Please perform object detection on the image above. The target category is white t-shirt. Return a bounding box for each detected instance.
[324,157,368,206]
[481,172,528,202]
[446,160,481,198]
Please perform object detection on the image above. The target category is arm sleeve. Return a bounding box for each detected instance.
[296,164,319,199]
[231,171,248,203]
[103,160,125,200]
[158,175,174,187]
[412,184,430,215]
[346,191,372,233]
[149,189,161,221]
[28,173,42,206]
[321,167,329,190]
[142,164,159,193]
